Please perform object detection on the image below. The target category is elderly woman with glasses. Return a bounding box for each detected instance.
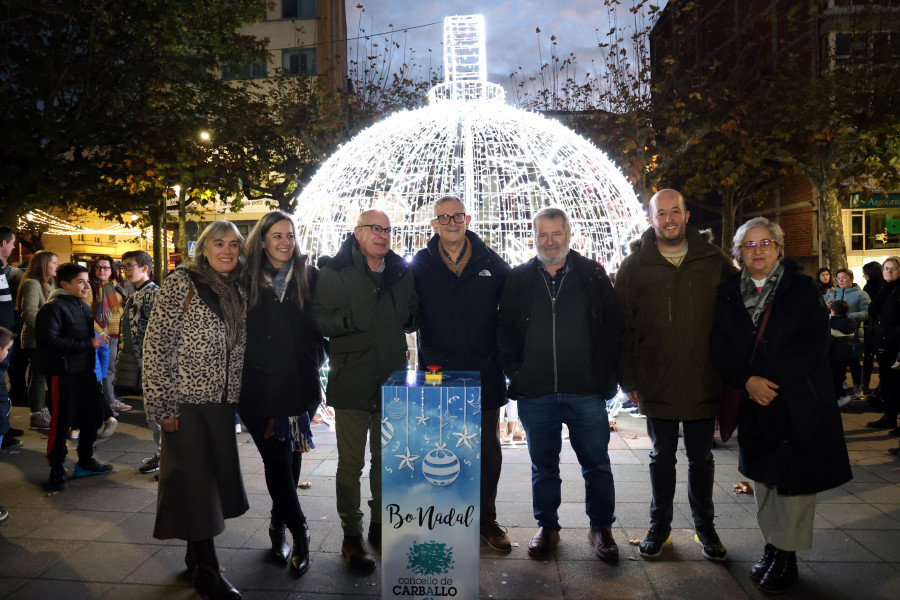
[709,217,851,594]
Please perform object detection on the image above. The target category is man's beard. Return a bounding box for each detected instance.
[537,246,569,267]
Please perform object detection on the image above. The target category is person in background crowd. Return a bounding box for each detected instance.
[143,221,248,600]
[817,267,833,297]
[0,227,24,448]
[497,207,623,563]
[710,217,851,594]
[615,189,736,563]
[312,210,418,574]
[861,261,885,395]
[0,325,15,521]
[89,255,130,420]
[824,268,870,397]
[36,263,113,491]
[15,250,57,431]
[115,251,161,474]
[866,257,900,439]
[241,211,326,578]
[411,195,512,553]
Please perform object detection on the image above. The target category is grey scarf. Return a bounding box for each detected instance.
[740,261,785,325]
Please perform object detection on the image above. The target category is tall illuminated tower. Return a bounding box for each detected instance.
[295,14,646,269]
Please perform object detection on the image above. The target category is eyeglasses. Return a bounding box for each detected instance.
[435,213,466,225]
[358,223,391,235]
[740,239,777,250]
[121,263,139,271]
[95,266,112,271]
[883,266,899,273]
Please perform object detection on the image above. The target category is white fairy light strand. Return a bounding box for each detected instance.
[294,14,646,271]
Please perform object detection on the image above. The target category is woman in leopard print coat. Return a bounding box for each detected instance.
[143,220,248,600]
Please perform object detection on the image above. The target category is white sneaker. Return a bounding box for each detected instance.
[99,417,118,438]
[235,423,242,434]
[837,394,852,408]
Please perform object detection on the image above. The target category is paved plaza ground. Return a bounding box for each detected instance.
[0,394,898,599]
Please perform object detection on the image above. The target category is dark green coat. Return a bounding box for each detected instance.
[312,236,418,411]
[614,226,736,420]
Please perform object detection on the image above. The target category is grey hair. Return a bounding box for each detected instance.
[192,221,245,271]
[885,256,900,268]
[731,217,785,264]
[533,207,571,235]
[434,195,467,216]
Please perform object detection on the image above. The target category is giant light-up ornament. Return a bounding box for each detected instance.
[295,15,646,269]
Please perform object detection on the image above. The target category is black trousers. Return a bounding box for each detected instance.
[646,416,717,532]
[242,414,307,540]
[46,373,103,467]
[481,408,503,524]
[876,351,899,421]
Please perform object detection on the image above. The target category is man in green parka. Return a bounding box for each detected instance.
[312,210,419,573]
[614,189,736,563]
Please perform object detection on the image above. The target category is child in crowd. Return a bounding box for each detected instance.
[35,263,113,491]
[829,300,857,408]
[0,325,14,521]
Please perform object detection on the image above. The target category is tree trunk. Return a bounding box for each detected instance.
[150,199,165,283]
[721,188,737,253]
[820,184,847,269]
[177,187,188,261]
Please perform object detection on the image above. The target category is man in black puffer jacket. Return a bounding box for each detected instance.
[36,263,112,492]
[498,207,623,563]
[411,195,511,552]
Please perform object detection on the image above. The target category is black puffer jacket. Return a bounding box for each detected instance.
[868,278,900,356]
[240,263,327,418]
[710,259,852,495]
[411,231,510,410]
[35,289,96,376]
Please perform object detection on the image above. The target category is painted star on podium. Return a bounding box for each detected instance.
[415,413,430,427]
[467,395,482,416]
[395,447,420,471]
[440,414,457,430]
[453,424,478,449]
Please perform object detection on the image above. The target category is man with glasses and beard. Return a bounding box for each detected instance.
[614,189,736,563]
[497,207,623,563]
[312,210,418,574]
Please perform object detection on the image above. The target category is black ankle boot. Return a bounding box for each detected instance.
[185,543,197,572]
[750,544,776,580]
[367,522,382,552]
[758,549,798,594]
[290,533,310,578]
[269,520,291,565]
[193,565,242,600]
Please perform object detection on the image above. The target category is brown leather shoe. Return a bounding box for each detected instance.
[480,521,512,552]
[588,528,619,562]
[527,527,560,560]
[341,535,376,573]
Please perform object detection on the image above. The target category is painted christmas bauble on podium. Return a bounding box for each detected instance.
[423,449,460,486]
[387,398,407,419]
[381,421,394,446]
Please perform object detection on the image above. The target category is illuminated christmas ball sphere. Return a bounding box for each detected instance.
[381,421,394,447]
[295,15,645,270]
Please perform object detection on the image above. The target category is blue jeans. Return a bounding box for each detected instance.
[518,393,616,530]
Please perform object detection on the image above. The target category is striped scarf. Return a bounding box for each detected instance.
[93,281,122,328]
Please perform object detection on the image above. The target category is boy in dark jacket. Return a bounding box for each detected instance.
[36,263,113,491]
[829,300,857,408]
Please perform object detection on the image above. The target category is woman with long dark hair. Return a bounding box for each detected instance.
[89,255,130,419]
[240,211,325,578]
[143,221,248,600]
[15,250,58,430]
[861,261,885,395]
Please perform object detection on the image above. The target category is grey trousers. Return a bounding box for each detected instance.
[153,402,248,541]
[754,481,816,551]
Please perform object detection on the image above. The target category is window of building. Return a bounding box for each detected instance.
[222,61,268,80]
[283,0,316,20]
[282,48,317,76]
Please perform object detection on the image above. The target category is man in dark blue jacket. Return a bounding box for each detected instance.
[497,207,623,563]
[411,195,512,552]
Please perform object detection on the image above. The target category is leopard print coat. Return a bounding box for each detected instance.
[143,268,246,421]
